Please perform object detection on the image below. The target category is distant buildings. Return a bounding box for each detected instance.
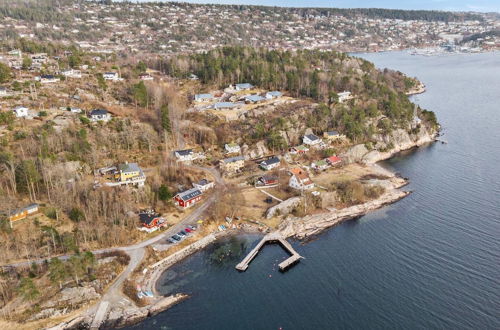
[303,134,322,146]
[220,155,245,173]
[103,72,121,81]
[337,91,352,103]
[224,143,241,154]
[235,83,254,91]
[174,149,194,162]
[8,203,39,223]
[174,188,203,209]
[194,93,214,102]
[260,156,280,171]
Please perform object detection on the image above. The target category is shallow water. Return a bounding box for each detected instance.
[128,51,500,330]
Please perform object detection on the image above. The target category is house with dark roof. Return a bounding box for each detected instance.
[220,155,245,173]
[193,179,215,192]
[139,212,164,229]
[89,109,111,122]
[324,130,345,141]
[260,156,280,171]
[174,188,203,209]
[174,149,194,162]
[303,134,321,146]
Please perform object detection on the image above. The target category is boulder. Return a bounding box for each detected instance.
[266,197,301,219]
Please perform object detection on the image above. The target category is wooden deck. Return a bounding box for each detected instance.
[235,232,302,272]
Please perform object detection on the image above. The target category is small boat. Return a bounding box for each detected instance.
[144,290,154,298]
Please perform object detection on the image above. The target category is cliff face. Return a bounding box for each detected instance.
[343,124,437,164]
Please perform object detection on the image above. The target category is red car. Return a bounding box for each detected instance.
[185,228,193,233]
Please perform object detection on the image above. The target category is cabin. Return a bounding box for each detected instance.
[103,72,120,81]
[174,149,194,162]
[212,102,239,110]
[289,145,309,154]
[338,91,352,103]
[303,134,322,146]
[13,106,29,118]
[260,156,280,171]
[194,93,214,102]
[193,179,215,192]
[323,130,345,141]
[224,143,241,154]
[174,188,203,209]
[8,203,39,222]
[0,87,9,96]
[245,95,265,104]
[39,74,60,84]
[265,91,282,99]
[258,175,278,186]
[220,156,245,173]
[235,83,254,91]
[139,73,153,81]
[61,69,82,78]
[89,109,111,122]
[326,155,342,166]
[311,159,329,171]
[139,212,164,229]
[289,168,314,190]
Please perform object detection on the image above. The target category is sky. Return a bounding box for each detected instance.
[143,0,500,12]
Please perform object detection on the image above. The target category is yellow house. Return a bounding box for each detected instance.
[220,156,245,173]
[8,204,39,222]
[116,162,143,182]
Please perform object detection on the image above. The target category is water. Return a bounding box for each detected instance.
[129,51,500,330]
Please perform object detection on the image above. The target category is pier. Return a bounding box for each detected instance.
[235,232,302,272]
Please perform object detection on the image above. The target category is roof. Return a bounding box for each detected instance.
[292,170,313,184]
[175,149,193,156]
[305,134,319,141]
[118,162,141,173]
[41,74,56,79]
[195,93,213,100]
[9,203,39,216]
[90,109,108,116]
[104,72,117,75]
[176,188,203,201]
[236,83,253,89]
[327,155,342,163]
[266,91,282,97]
[225,143,239,148]
[214,102,238,109]
[245,95,265,102]
[14,106,28,111]
[326,130,339,136]
[195,179,211,186]
[260,175,278,182]
[222,155,245,163]
[139,213,159,225]
[261,156,280,166]
[315,159,328,166]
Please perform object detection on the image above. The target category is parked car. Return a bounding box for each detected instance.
[180,230,188,236]
[172,234,182,241]
[167,237,176,243]
[177,231,186,238]
[185,228,192,233]
[188,225,197,231]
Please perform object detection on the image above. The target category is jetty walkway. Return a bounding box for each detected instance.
[235,232,302,271]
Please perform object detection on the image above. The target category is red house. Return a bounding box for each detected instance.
[258,175,278,186]
[326,155,342,166]
[174,188,203,209]
[139,212,164,229]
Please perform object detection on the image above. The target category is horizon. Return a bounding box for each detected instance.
[126,0,500,13]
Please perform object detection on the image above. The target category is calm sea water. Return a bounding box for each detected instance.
[129,51,500,330]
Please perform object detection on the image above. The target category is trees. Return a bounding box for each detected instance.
[22,56,32,70]
[17,277,39,301]
[158,184,172,202]
[160,104,171,133]
[132,81,148,107]
[0,62,11,83]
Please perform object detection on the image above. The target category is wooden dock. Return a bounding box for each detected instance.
[235,232,302,272]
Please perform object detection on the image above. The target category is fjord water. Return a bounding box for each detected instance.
[131,51,500,330]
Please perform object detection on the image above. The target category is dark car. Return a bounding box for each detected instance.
[177,231,186,238]
[180,230,188,236]
[171,235,181,241]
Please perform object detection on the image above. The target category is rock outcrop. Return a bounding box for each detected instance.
[266,197,301,219]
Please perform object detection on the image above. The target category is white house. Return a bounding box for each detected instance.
[103,72,121,81]
[61,69,82,78]
[193,179,215,192]
[174,149,195,162]
[13,106,29,118]
[260,156,281,171]
[303,134,322,146]
[89,109,111,122]
[224,143,241,154]
[68,107,82,113]
[139,73,154,81]
[265,91,282,99]
[235,83,253,91]
[338,91,352,103]
[39,75,60,84]
[0,87,9,97]
[194,93,214,102]
[289,169,315,190]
